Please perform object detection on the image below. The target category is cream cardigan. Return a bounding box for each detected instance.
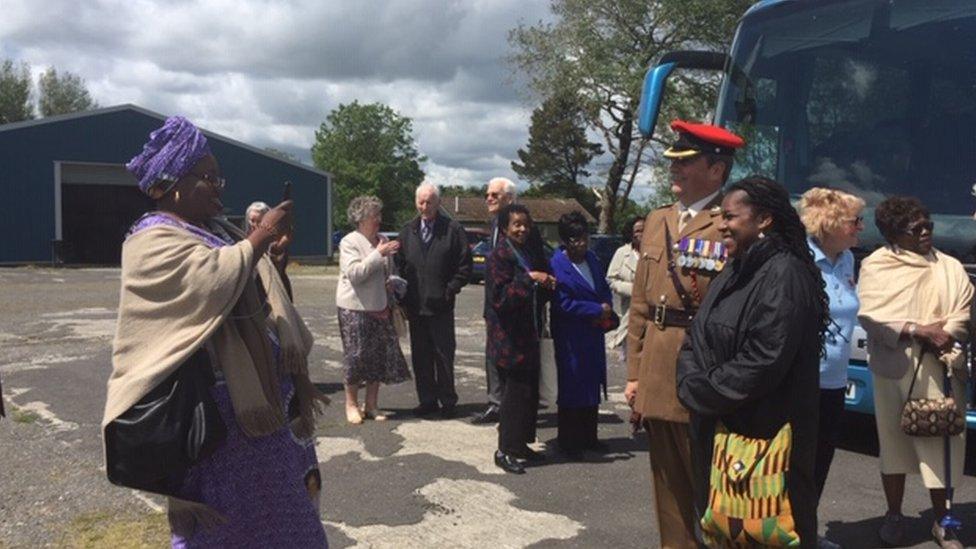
[336,231,391,312]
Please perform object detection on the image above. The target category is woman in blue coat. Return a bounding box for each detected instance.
[550,212,615,459]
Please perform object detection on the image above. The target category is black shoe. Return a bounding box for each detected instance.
[494,451,525,474]
[439,405,457,419]
[471,405,500,425]
[413,403,439,417]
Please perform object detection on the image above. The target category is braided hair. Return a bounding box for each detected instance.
[727,176,830,356]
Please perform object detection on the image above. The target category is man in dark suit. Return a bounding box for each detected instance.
[396,182,473,418]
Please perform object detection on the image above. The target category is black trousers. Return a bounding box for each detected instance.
[485,348,504,407]
[557,406,599,451]
[497,364,539,454]
[814,387,846,501]
[408,311,458,408]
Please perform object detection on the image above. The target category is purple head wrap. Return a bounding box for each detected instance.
[126,116,211,198]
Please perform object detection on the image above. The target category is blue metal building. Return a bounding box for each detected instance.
[0,104,332,264]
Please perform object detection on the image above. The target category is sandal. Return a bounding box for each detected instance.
[932,521,963,549]
[361,408,388,421]
[346,407,363,425]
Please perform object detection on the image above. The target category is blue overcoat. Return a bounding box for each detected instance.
[549,249,613,408]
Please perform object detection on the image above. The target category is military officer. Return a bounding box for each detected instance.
[625,120,745,548]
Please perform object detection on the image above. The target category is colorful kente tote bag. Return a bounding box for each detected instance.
[700,422,800,547]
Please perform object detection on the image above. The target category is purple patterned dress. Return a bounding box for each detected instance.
[127,213,328,548]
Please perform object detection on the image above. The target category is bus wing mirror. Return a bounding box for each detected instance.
[637,50,730,138]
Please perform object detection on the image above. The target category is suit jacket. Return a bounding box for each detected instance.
[395,214,472,316]
[550,249,613,408]
[626,195,724,423]
[486,236,551,370]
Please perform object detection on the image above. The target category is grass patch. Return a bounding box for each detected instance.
[59,512,169,548]
[10,408,40,424]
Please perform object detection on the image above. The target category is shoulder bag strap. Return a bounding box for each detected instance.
[663,224,696,311]
[904,349,926,403]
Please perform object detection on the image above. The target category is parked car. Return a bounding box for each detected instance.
[464,227,491,249]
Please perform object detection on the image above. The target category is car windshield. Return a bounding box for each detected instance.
[716,0,976,259]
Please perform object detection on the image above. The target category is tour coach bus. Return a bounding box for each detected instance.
[638,0,976,426]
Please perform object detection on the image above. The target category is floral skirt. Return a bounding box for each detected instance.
[337,307,411,386]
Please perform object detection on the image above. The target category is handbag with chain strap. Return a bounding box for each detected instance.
[900,351,965,437]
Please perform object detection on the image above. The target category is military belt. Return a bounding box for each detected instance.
[652,302,697,330]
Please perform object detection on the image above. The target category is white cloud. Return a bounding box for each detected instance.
[0,0,554,188]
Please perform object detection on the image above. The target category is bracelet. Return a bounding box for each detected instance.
[258,223,279,237]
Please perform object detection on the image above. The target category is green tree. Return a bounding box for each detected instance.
[37,68,97,117]
[512,90,603,217]
[311,101,426,228]
[0,59,33,124]
[509,0,753,232]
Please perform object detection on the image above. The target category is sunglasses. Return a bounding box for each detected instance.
[904,220,933,237]
[186,171,226,191]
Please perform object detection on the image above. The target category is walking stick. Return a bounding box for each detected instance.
[940,345,962,535]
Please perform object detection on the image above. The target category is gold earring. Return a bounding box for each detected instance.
[175,190,181,202]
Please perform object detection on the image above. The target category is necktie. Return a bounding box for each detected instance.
[678,210,693,233]
[421,221,432,244]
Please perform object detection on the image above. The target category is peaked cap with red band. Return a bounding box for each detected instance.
[663,120,745,159]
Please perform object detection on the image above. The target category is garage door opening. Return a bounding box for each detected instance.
[57,163,153,264]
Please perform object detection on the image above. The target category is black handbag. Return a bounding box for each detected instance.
[104,348,226,497]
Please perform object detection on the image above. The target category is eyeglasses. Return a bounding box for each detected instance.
[843,216,864,226]
[904,220,934,237]
[567,236,589,246]
[187,171,226,191]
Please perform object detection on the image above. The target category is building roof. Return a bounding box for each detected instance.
[0,104,330,178]
[444,196,597,224]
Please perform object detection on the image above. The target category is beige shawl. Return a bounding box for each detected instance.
[857,246,973,378]
[103,219,324,438]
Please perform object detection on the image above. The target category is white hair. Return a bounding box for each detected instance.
[415,181,440,199]
[246,201,271,217]
[488,177,517,198]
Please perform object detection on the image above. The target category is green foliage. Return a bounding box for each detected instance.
[512,90,603,217]
[0,59,33,124]
[613,197,651,234]
[311,101,426,229]
[509,0,754,231]
[37,68,98,117]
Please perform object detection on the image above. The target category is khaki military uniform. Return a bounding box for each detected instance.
[627,196,724,549]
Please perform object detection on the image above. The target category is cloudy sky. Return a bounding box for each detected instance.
[1,0,558,189]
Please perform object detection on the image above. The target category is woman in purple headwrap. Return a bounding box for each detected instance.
[102,116,329,547]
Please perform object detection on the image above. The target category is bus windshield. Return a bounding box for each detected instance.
[716,0,976,260]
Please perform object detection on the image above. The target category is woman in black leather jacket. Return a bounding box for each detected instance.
[677,176,829,548]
